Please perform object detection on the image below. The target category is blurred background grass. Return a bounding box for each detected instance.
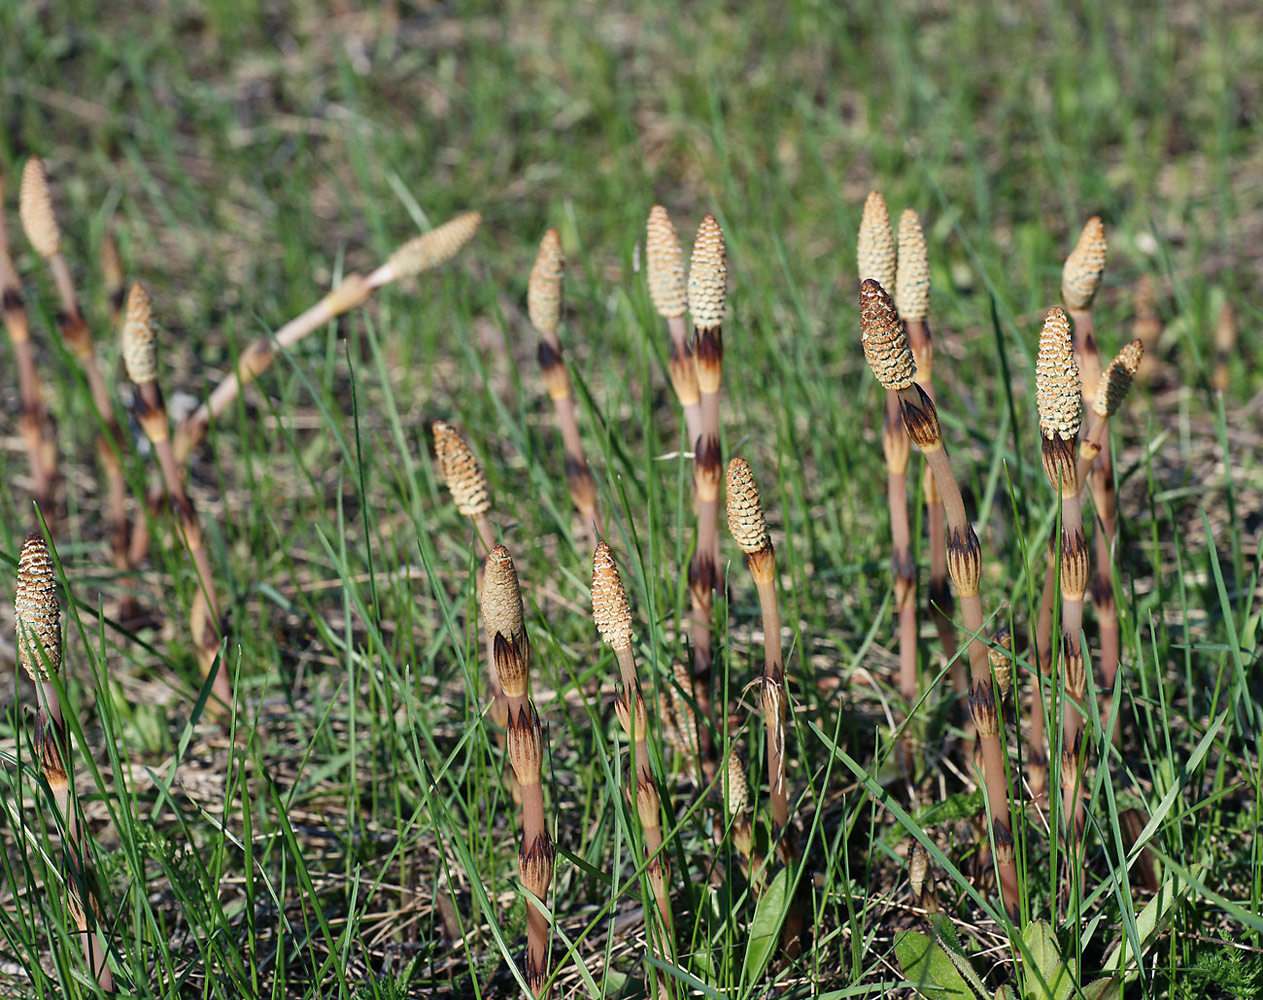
[1,1,1261,997]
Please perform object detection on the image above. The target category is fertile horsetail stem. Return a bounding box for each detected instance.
[16,534,113,988]
[897,207,963,699]
[647,206,702,447]
[592,542,673,986]
[22,157,133,581]
[1036,307,1090,854]
[0,173,55,513]
[860,279,1019,916]
[122,284,234,712]
[529,227,600,539]
[686,214,727,767]
[482,544,553,995]
[860,193,918,706]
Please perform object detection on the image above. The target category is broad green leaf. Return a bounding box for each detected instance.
[1022,920,1073,1000]
[741,866,790,986]
[895,930,979,999]
[930,915,989,996]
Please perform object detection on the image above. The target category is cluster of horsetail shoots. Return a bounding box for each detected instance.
[686,214,727,763]
[174,209,481,465]
[432,420,508,735]
[21,158,132,575]
[1,171,56,515]
[482,545,552,996]
[591,542,673,988]
[860,278,1019,916]
[725,457,798,860]
[16,533,113,990]
[1035,307,1090,857]
[897,206,964,699]
[646,206,702,448]
[528,227,601,540]
[122,284,234,712]
[860,192,919,705]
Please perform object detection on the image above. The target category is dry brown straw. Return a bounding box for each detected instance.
[646,206,702,448]
[122,284,234,712]
[1036,307,1090,859]
[860,192,919,704]
[897,207,965,700]
[174,210,480,465]
[1,172,56,514]
[860,279,1019,916]
[15,533,113,989]
[432,420,507,735]
[482,544,553,995]
[686,215,727,766]
[528,227,601,541]
[21,158,131,570]
[592,542,673,994]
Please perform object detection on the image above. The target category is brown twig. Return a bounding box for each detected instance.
[528,227,601,542]
[483,545,554,996]
[860,279,1019,917]
[16,533,113,989]
[122,285,234,714]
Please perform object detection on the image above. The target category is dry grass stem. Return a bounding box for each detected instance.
[175,210,480,465]
[483,544,553,995]
[860,278,1019,916]
[16,533,113,989]
[122,284,234,712]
